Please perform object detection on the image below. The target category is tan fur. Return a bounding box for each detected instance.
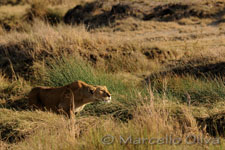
[28,80,111,118]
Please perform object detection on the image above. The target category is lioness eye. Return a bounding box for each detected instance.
[89,89,94,94]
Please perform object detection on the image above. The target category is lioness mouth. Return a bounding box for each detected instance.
[105,96,111,103]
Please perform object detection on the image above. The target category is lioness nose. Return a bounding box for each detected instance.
[106,93,110,97]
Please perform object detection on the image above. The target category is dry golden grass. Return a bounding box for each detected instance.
[1,98,224,150]
[0,0,225,149]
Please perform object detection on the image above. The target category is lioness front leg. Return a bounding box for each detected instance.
[58,88,75,118]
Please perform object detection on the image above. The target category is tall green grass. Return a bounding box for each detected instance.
[44,57,130,95]
[150,76,225,105]
[44,56,149,99]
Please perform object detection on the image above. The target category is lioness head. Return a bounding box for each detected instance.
[82,85,111,103]
[94,86,111,103]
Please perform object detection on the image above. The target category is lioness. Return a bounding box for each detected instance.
[28,80,111,118]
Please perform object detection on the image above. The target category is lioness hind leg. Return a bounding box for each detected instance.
[28,87,43,110]
[58,88,75,118]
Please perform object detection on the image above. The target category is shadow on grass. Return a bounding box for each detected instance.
[146,62,225,82]
[64,0,225,29]
[0,97,29,111]
[0,41,34,80]
[144,1,225,22]
[0,122,27,144]
[0,97,30,143]
[196,112,225,137]
[64,1,137,30]
[210,18,225,26]
[79,102,133,123]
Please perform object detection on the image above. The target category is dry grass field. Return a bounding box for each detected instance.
[0,0,225,149]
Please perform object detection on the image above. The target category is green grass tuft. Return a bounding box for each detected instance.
[150,76,225,105]
[43,56,142,104]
